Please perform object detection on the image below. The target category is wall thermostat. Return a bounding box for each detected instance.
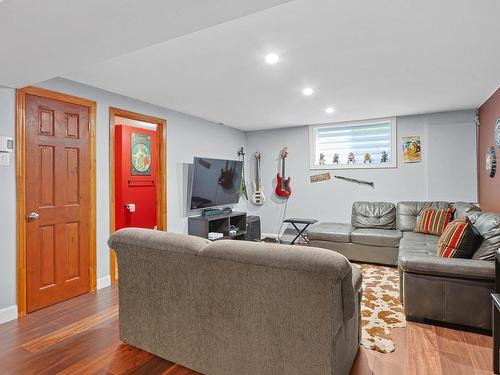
[0,136,14,152]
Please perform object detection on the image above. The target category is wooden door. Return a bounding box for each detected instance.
[25,94,91,312]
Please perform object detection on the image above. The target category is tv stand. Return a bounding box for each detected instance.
[188,211,246,241]
[201,207,232,217]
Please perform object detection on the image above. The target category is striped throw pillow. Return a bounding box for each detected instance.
[414,207,455,235]
[437,218,477,258]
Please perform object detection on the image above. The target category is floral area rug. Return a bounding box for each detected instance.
[357,263,406,353]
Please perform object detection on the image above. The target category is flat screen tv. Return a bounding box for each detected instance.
[189,157,243,210]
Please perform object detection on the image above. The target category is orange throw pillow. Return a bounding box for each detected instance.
[414,207,455,236]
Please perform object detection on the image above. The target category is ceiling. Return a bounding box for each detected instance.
[0,0,290,87]
[4,0,500,131]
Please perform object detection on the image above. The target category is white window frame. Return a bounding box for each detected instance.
[309,117,397,170]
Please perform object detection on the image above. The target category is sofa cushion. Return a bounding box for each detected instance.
[399,233,439,249]
[307,223,354,243]
[398,245,436,258]
[199,240,356,321]
[350,228,402,248]
[414,207,455,236]
[399,254,495,281]
[399,241,437,253]
[401,231,440,244]
[471,212,500,261]
[396,201,450,231]
[108,227,210,256]
[436,218,479,259]
[399,232,439,256]
[351,201,396,229]
[451,202,481,220]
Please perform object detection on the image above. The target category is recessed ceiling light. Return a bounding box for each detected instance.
[302,87,314,96]
[326,107,335,114]
[265,53,279,65]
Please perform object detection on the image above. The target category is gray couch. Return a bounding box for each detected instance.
[398,203,497,330]
[308,201,499,330]
[308,202,402,265]
[108,228,362,375]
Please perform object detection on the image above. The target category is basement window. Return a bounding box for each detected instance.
[309,118,397,169]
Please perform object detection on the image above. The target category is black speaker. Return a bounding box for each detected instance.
[245,215,261,241]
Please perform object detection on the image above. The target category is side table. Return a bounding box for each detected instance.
[283,218,317,245]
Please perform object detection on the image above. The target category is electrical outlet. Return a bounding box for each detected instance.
[0,152,10,166]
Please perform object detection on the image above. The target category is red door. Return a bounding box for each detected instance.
[115,125,158,230]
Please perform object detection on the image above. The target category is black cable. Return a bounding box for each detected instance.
[276,197,289,242]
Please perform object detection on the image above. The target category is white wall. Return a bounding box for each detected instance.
[0,78,477,317]
[0,87,16,313]
[245,110,477,234]
[0,78,246,312]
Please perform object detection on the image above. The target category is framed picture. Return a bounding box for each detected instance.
[402,136,421,163]
[131,132,152,176]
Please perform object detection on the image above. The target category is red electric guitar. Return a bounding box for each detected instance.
[275,147,291,197]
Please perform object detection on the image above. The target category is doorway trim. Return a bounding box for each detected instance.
[108,107,167,284]
[16,86,97,317]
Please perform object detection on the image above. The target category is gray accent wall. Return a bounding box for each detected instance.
[245,110,477,235]
[0,78,246,311]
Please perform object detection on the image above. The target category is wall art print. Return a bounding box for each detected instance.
[402,136,421,163]
[131,132,152,176]
[310,172,331,183]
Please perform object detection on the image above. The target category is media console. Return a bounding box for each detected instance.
[188,211,247,241]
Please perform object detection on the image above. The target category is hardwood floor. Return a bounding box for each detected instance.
[0,285,493,375]
[351,322,493,375]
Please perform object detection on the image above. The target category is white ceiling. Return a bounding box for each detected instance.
[4,0,500,131]
[0,0,290,87]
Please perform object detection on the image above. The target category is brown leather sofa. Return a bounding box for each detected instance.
[308,201,499,330]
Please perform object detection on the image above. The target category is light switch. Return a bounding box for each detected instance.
[0,152,10,166]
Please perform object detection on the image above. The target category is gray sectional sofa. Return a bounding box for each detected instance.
[308,202,402,265]
[109,228,362,375]
[308,201,500,330]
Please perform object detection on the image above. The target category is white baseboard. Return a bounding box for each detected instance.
[0,305,18,325]
[0,276,111,326]
[97,275,111,290]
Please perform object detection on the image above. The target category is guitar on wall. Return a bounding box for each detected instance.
[251,152,266,205]
[275,147,291,197]
[218,160,235,190]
